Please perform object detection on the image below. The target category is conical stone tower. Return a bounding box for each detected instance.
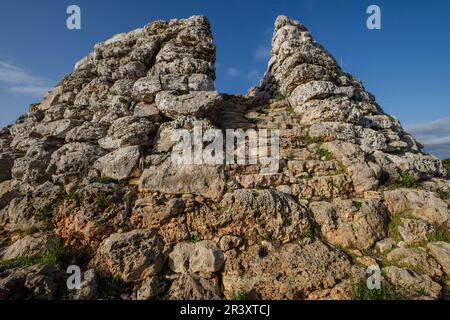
[0,15,448,300]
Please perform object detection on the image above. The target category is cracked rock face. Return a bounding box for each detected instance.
[0,15,448,300]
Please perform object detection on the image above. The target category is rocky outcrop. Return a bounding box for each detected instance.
[0,15,448,300]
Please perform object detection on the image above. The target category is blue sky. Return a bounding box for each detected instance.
[0,0,449,158]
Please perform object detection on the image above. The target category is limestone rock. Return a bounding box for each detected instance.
[94,146,141,180]
[309,198,388,250]
[222,240,351,299]
[384,266,441,299]
[99,116,157,150]
[73,269,98,300]
[386,247,443,278]
[167,274,221,300]
[168,241,224,274]
[139,158,225,201]
[383,189,448,225]
[93,230,164,281]
[155,90,222,119]
[427,242,450,274]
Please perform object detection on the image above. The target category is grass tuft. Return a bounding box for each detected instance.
[400,171,416,188]
[350,280,398,300]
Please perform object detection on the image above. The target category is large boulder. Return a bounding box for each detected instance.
[168,241,224,274]
[94,146,141,181]
[155,91,222,119]
[187,189,313,244]
[383,189,448,225]
[309,198,388,250]
[139,158,225,201]
[222,240,351,299]
[93,230,165,281]
[384,266,441,299]
[46,143,106,181]
[386,247,443,278]
[427,242,450,274]
[98,116,157,151]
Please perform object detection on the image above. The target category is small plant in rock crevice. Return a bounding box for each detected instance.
[350,279,399,300]
[399,171,416,188]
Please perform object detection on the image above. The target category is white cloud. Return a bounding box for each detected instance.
[245,69,260,80]
[9,85,51,97]
[226,67,241,77]
[254,45,271,61]
[405,117,450,159]
[0,61,51,97]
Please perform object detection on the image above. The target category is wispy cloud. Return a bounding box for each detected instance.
[405,117,450,159]
[0,61,51,97]
[245,69,261,80]
[254,45,271,61]
[226,67,241,77]
[9,85,52,96]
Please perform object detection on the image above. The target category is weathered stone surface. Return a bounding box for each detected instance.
[34,119,81,139]
[132,76,162,103]
[1,182,62,232]
[94,146,141,180]
[398,218,435,244]
[0,265,64,300]
[11,141,54,184]
[169,241,224,274]
[386,247,443,278]
[133,102,161,121]
[427,242,450,274]
[55,183,129,246]
[155,91,222,119]
[167,274,221,300]
[99,116,157,150]
[384,266,441,299]
[188,189,312,244]
[73,269,98,300]
[309,198,388,250]
[383,189,448,225]
[222,240,351,299]
[153,116,214,153]
[139,159,225,200]
[47,143,106,180]
[93,230,164,281]
[0,14,448,301]
[135,276,167,300]
[65,122,107,142]
[1,233,50,260]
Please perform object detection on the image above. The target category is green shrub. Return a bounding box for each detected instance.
[442,158,450,172]
[400,171,416,188]
[352,201,363,210]
[99,177,119,184]
[0,240,85,269]
[274,93,286,101]
[99,276,126,300]
[350,280,398,300]
[317,148,334,160]
[35,203,58,230]
[96,192,110,209]
[427,224,450,242]
[189,234,200,243]
[286,106,295,116]
[436,188,449,200]
[302,135,321,145]
[263,230,273,241]
[231,292,249,300]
